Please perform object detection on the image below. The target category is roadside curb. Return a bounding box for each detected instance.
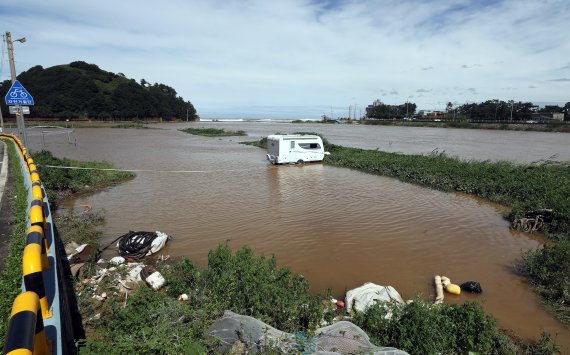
[0,140,8,211]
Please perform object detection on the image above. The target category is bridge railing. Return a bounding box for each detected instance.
[1,133,76,355]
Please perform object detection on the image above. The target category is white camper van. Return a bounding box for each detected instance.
[266,134,329,164]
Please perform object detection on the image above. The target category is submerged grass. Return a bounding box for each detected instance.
[179,127,247,137]
[31,150,135,206]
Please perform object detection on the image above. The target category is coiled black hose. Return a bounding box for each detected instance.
[116,231,158,260]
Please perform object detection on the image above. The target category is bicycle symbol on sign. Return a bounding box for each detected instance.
[9,88,28,98]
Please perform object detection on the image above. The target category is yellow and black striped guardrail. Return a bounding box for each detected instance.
[1,133,80,355]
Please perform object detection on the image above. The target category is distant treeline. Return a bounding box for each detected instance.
[456,100,570,121]
[366,100,570,121]
[0,61,198,121]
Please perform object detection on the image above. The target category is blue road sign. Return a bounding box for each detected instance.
[5,80,34,106]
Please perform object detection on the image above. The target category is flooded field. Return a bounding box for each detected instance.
[24,122,570,349]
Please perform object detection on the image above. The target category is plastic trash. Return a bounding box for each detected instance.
[434,276,444,304]
[148,231,170,256]
[445,284,461,295]
[441,276,461,295]
[145,271,165,290]
[460,281,483,293]
[345,282,404,313]
[109,256,126,265]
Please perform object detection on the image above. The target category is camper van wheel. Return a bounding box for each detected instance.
[297,159,304,165]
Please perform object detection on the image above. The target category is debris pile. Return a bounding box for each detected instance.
[511,209,553,232]
[66,231,172,315]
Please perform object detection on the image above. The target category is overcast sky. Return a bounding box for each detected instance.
[1,0,569,119]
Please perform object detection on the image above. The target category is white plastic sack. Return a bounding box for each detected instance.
[345,282,404,313]
[147,231,170,256]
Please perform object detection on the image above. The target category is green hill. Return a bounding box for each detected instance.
[0,61,198,121]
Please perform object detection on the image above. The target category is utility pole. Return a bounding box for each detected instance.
[5,32,29,148]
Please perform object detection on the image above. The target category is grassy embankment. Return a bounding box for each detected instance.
[179,127,246,137]
[245,133,570,328]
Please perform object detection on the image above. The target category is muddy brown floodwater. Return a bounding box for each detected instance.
[24,122,570,350]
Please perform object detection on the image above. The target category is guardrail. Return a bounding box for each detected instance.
[1,133,78,355]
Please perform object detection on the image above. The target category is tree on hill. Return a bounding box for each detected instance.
[0,61,198,121]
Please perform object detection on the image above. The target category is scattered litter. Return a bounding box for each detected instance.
[68,244,94,263]
[441,276,461,295]
[125,264,144,282]
[345,282,404,314]
[460,281,483,293]
[178,294,189,301]
[109,256,126,265]
[511,209,553,232]
[434,275,444,305]
[70,263,85,279]
[335,300,345,308]
[140,265,165,290]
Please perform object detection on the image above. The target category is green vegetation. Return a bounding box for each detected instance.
[519,237,570,326]
[353,299,559,354]
[0,61,198,121]
[109,123,147,129]
[79,244,332,353]
[179,127,247,137]
[31,150,135,206]
[353,299,513,354]
[0,141,29,341]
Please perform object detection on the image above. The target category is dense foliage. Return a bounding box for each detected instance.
[31,150,135,205]
[457,100,570,121]
[520,237,570,326]
[366,102,417,119]
[353,299,516,354]
[0,61,198,120]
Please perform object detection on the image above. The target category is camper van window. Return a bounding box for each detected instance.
[299,143,321,150]
[290,141,295,149]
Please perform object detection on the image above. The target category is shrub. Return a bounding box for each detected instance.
[352,298,515,354]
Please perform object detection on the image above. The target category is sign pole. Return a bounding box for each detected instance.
[5,31,29,148]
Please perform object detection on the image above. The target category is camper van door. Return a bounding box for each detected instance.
[288,140,296,162]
